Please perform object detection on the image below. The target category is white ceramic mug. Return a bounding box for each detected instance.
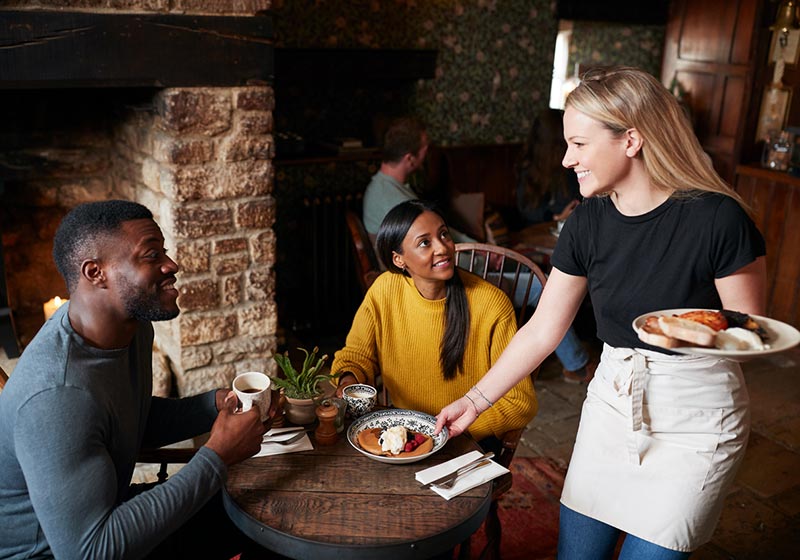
[232,371,271,422]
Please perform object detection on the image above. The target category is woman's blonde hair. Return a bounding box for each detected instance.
[565,66,744,206]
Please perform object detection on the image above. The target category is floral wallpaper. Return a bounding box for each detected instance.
[272,0,558,146]
[270,1,666,336]
[569,20,665,80]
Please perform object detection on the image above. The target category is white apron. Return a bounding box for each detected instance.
[561,344,750,552]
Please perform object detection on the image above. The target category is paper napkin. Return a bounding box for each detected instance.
[415,450,509,500]
[254,426,314,457]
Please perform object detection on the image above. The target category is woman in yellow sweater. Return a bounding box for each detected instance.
[333,200,537,444]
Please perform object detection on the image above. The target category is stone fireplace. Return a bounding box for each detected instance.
[0,3,277,396]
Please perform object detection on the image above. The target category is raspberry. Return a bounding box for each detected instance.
[414,433,426,444]
[404,442,415,452]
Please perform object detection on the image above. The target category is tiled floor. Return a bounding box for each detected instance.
[522,345,800,559]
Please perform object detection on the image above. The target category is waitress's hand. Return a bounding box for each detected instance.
[434,397,479,438]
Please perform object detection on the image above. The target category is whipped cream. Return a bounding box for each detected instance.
[715,327,766,351]
[379,426,407,455]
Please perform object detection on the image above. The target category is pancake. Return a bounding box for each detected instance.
[356,427,434,457]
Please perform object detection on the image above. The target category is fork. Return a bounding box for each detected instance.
[263,430,309,445]
[437,459,493,489]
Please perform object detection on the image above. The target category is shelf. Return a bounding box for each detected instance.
[736,164,800,188]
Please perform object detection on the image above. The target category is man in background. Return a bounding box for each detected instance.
[363,116,476,244]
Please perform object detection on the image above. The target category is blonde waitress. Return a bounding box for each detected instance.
[435,66,766,559]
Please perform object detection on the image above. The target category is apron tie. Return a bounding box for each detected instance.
[607,347,648,465]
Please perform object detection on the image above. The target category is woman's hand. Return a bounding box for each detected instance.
[554,199,579,222]
[335,372,358,397]
[434,397,479,438]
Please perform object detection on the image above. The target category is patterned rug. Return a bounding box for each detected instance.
[466,456,566,560]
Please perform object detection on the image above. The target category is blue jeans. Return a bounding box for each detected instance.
[500,272,588,372]
[558,504,692,560]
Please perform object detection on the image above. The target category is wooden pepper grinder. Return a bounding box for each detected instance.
[314,399,338,445]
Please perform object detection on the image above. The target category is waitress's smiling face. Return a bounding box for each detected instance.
[392,210,455,289]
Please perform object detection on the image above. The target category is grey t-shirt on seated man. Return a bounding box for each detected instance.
[0,303,224,559]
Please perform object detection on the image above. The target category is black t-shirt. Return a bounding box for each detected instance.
[551,193,766,352]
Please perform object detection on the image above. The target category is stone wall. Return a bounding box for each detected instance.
[113,86,277,395]
[0,84,277,396]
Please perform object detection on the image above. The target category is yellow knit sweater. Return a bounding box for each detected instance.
[332,270,537,441]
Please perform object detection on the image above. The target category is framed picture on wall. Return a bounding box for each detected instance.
[756,84,792,142]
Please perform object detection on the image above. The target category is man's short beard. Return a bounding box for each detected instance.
[125,299,179,322]
[118,275,179,322]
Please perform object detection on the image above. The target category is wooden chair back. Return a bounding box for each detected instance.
[453,243,546,558]
[0,364,8,390]
[345,210,381,295]
[455,242,548,328]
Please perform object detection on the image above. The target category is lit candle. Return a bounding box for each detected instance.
[43,296,67,321]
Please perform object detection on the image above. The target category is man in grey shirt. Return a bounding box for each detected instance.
[0,200,268,559]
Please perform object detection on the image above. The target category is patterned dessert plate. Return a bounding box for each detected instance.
[347,409,449,464]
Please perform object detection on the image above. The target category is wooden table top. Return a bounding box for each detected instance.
[223,426,492,559]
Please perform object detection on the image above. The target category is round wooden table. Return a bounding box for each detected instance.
[223,427,492,559]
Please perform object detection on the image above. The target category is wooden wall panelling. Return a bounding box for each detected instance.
[769,184,800,325]
[735,166,800,327]
[661,0,762,184]
[426,144,522,210]
[670,0,738,62]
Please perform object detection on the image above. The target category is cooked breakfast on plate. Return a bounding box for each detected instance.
[638,309,769,351]
[357,425,434,458]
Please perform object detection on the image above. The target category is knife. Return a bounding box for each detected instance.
[421,452,494,488]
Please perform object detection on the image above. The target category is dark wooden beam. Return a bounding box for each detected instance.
[0,11,273,89]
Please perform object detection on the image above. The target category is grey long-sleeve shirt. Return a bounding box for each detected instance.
[0,304,225,559]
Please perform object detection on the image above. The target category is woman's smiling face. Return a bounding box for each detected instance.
[392,210,455,292]
[561,106,634,199]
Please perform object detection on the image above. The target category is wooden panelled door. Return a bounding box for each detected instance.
[660,0,764,183]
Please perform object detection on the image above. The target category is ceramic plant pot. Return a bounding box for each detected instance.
[283,395,320,425]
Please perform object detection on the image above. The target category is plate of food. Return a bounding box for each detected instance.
[632,308,800,358]
[347,409,449,464]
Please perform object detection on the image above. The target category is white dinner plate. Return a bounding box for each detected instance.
[632,308,800,358]
[347,409,449,465]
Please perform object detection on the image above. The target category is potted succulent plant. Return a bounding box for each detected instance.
[271,346,339,425]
